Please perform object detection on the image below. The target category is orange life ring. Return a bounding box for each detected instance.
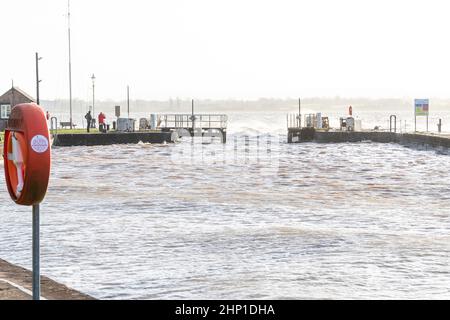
[3,103,51,206]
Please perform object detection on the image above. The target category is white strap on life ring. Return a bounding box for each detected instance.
[10,133,24,197]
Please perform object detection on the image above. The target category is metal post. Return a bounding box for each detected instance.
[92,79,95,118]
[127,85,130,119]
[298,98,301,128]
[390,115,397,133]
[35,53,42,105]
[68,0,73,129]
[11,80,15,107]
[415,115,417,132]
[426,114,429,132]
[32,204,40,300]
[192,99,195,132]
[91,74,96,125]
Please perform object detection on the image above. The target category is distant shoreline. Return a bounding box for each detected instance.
[37,97,450,115]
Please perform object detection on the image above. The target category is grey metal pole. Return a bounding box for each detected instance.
[91,74,96,126]
[35,53,40,105]
[299,98,301,128]
[32,204,40,300]
[92,80,95,120]
[68,0,73,129]
[192,99,195,131]
[127,85,130,119]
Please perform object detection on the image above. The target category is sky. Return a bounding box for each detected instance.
[1,0,450,101]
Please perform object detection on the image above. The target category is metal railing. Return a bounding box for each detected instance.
[50,117,58,135]
[287,113,301,129]
[158,114,228,129]
[390,115,397,133]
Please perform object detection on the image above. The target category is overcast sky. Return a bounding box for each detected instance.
[1,0,450,101]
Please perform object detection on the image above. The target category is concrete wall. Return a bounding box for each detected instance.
[289,129,450,150]
[399,133,450,149]
[53,131,175,147]
[314,131,399,144]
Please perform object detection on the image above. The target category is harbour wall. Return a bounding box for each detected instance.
[52,131,175,147]
[288,128,450,150]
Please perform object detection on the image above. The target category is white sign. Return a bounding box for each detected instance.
[30,135,49,153]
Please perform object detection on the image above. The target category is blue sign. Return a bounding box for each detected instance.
[415,99,429,116]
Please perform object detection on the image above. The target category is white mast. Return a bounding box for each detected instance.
[68,0,73,129]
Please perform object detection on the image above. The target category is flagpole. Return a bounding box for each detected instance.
[68,0,73,129]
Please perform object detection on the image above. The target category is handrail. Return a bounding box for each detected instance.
[287,113,300,129]
[390,115,397,133]
[50,117,58,135]
[158,114,227,129]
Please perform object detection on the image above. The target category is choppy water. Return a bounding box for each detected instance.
[1,112,450,299]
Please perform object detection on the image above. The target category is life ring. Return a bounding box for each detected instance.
[3,103,51,206]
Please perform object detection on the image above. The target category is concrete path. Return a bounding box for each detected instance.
[0,280,30,300]
[0,259,94,300]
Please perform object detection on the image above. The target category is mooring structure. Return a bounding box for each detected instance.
[159,113,228,143]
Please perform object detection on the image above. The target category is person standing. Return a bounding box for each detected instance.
[85,111,93,133]
[98,112,106,132]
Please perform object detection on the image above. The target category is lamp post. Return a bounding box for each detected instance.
[91,74,96,126]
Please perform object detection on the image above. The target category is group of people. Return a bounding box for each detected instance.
[85,111,107,133]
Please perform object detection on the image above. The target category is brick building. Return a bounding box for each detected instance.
[0,86,36,131]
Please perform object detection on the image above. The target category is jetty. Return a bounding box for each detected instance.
[158,113,228,143]
[287,112,450,150]
[289,127,450,148]
[49,112,228,147]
